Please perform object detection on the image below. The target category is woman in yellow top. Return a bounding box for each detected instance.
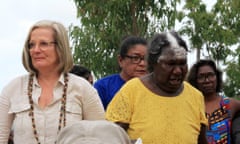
[106,31,208,144]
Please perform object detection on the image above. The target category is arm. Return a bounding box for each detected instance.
[83,86,105,120]
[232,111,240,144]
[198,124,208,144]
[94,81,108,110]
[116,122,129,131]
[115,122,137,144]
[0,90,13,143]
[230,98,240,117]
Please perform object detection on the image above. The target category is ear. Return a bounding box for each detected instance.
[118,55,124,68]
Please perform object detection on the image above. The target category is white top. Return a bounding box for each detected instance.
[0,73,105,144]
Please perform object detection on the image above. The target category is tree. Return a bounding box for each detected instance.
[69,0,240,97]
[224,54,240,97]
[70,0,180,79]
[212,0,240,97]
[179,0,240,97]
[179,0,237,64]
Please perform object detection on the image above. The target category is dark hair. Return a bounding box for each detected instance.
[119,36,147,57]
[147,31,188,72]
[187,59,223,92]
[70,65,91,80]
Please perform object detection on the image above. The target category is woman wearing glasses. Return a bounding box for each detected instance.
[187,59,240,144]
[0,20,105,144]
[94,36,148,110]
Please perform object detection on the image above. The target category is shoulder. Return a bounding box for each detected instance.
[183,81,202,95]
[94,74,123,86]
[68,73,94,91]
[120,78,141,90]
[228,97,240,106]
[229,97,240,115]
[182,81,205,102]
[125,77,140,84]
[2,74,29,91]
[0,74,29,102]
[69,73,89,84]
[96,74,121,82]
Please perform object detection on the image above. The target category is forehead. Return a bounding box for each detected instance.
[159,47,187,61]
[127,44,147,55]
[198,65,215,74]
[30,27,55,40]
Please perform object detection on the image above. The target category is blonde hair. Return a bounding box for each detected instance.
[22,20,73,74]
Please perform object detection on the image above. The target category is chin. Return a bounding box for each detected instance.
[135,73,146,77]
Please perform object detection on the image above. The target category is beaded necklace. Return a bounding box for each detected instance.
[28,73,68,144]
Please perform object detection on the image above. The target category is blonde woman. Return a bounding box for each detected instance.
[0,20,104,144]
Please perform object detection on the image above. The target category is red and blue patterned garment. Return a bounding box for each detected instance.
[206,96,231,144]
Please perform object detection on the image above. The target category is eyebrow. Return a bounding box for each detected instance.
[127,53,145,56]
[198,72,215,75]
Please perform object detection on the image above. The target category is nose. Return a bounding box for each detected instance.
[203,76,211,82]
[172,65,182,74]
[138,58,146,66]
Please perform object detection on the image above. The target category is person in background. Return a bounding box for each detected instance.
[70,65,93,85]
[232,111,240,144]
[187,59,240,144]
[56,120,132,144]
[94,36,148,110]
[106,31,208,144]
[0,20,104,144]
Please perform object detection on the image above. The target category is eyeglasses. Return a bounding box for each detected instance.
[125,55,145,64]
[197,72,216,82]
[28,41,56,51]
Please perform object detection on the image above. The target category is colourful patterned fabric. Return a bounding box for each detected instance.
[206,96,231,144]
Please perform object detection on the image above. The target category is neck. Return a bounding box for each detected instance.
[119,71,131,82]
[38,71,61,80]
[204,92,219,102]
[151,73,183,96]
[37,72,61,89]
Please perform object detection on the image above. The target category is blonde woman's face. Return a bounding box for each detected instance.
[29,27,59,72]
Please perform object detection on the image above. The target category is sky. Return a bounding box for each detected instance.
[0,0,79,91]
[0,0,216,92]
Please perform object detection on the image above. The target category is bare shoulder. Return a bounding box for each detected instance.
[229,98,240,117]
[230,98,240,106]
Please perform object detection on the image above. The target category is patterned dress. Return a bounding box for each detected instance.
[206,96,231,144]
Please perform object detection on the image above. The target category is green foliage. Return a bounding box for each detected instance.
[69,0,240,95]
[223,45,240,97]
[70,0,180,79]
[213,0,240,96]
[179,0,240,96]
[224,60,240,97]
[179,0,239,62]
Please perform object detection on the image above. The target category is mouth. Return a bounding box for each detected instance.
[169,78,182,85]
[202,85,214,91]
[33,57,44,60]
[169,77,183,85]
[136,70,147,74]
